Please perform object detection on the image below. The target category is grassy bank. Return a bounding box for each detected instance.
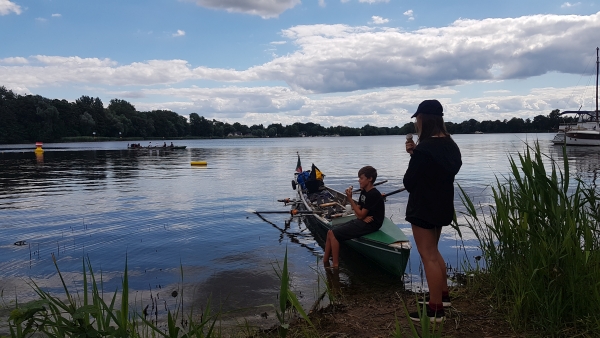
[459,142,600,336]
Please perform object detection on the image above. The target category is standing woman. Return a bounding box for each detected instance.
[404,100,462,323]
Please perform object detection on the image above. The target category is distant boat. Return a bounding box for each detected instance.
[127,145,187,150]
[474,131,483,134]
[552,47,600,146]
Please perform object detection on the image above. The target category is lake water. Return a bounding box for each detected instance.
[1,133,596,325]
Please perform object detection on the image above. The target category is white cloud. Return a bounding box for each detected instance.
[403,9,414,20]
[270,41,287,45]
[35,17,47,22]
[186,0,301,19]
[370,16,389,24]
[173,29,186,37]
[251,12,600,93]
[0,0,21,15]
[51,13,61,17]
[0,56,192,88]
[127,85,589,127]
[445,86,587,122]
[137,86,308,115]
[358,0,389,3]
[561,2,581,8]
[340,0,350,3]
[0,57,28,64]
[319,0,326,7]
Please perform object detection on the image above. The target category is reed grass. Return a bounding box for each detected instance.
[271,248,315,338]
[5,249,318,338]
[6,254,223,338]
[459,142,600,336]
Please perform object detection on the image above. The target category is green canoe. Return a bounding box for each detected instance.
[294,177,411,277]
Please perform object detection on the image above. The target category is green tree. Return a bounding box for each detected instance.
[76,96,105,136]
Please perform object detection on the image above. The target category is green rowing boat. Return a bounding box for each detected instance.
[293,174,411,277]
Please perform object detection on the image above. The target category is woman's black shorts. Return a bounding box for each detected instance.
[406,216,446,229]
[332,219,380,242]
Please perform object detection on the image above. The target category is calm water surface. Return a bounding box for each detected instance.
[1,134,596,322]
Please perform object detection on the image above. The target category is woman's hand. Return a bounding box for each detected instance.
[405,139,415,155]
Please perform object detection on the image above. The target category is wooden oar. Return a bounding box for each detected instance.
[247,209,323,215]
[353,180,388,192]
[381,187,406,198]
[277,198,298,205]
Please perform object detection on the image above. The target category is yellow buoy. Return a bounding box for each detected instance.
[191,161,207,166]
[34,141,44,154]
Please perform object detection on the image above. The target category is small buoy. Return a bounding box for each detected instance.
[190,161,207,166]
[34,142,44,154]
[14,240,26,246]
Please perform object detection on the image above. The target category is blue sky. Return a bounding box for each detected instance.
[1,0,600,127]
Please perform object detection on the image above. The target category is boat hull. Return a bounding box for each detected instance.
[552,132,565,145]
[563,130,600,146]
[294,181,411,277]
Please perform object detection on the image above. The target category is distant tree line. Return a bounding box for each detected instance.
[0,86,576,143]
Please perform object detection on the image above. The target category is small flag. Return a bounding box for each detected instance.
[296,153,302,173]
[311,163,323,180]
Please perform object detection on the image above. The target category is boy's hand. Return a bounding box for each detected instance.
[364,216,373,223]
[345,186,353,198]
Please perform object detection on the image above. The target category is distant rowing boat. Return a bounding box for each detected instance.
[127,146,187,150]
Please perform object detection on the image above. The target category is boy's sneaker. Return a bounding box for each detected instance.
[418,295,451,307]
[409,305,445,323]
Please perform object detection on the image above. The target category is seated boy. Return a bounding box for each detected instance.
[323,166,385,268]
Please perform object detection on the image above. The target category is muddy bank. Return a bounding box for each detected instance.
[260,274,529,338]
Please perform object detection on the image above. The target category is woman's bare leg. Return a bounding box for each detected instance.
[412,225,444,305]
[434,227,449,294]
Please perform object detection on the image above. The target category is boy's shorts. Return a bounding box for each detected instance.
[332,219,380,241]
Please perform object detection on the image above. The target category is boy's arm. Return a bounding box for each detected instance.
[357,189,383,223]
[352,203,369,220]
[345,187,369,219]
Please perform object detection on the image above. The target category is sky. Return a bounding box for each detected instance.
[1,0,600,127]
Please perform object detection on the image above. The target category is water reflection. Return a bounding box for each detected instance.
[324,266,342,297]
[549,146,600,187]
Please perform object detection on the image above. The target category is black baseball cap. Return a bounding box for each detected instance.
[411,99,443,118]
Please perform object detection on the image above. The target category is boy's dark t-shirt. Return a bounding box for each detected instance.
[359,187,385,229]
